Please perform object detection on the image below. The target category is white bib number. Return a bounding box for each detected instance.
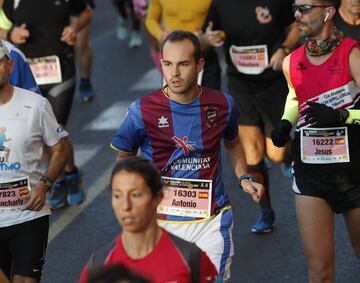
[300,127,350,164]
[28,55,62,85]
[0,176,31,211]
[157,177,212,219]
[229,44,268,75]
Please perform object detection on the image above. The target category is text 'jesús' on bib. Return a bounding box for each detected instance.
[300,127,350,164]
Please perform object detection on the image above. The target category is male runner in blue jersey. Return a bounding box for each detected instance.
[110,30,264,282]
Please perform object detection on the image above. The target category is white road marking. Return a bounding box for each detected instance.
[48,164,113,242]
[130,67,162,91]
[74,145,102,168]
[84,101,130,131]
[92,29,115,46]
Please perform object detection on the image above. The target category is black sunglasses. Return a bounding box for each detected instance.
[292,4,330,14]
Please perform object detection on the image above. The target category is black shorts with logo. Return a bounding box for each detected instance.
[293,169,360,213]
[0,216,49,280]
[227,74,288,131]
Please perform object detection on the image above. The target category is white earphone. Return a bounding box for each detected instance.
[324,12,330,22]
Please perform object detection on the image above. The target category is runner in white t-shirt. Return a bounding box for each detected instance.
[0,43,68,283]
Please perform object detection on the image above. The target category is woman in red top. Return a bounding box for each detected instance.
[79,157,218,283]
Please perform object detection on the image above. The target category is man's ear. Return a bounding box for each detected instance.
[197,57,205,73]
[8,58,14,74]
[325,6,336,22]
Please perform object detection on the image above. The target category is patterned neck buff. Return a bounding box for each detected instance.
[305,28,344,56]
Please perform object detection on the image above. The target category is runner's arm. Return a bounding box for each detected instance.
[224,136,264,203]
[23,138,67,211]
[0,8,12,30]
[145,0,163,40]
[61,6,92,45]
[271,55,296,147]
[280,22,300,53]
[0,270,10,283]
[45,138,68,182]
[269,22,300,71]
[110,102,145,160]
[0,4,30,43]
[281,55,299,125]
[345,109,360,124]
[69,5,92,34]
[0,5,12,39]
[281,85,298,125]
[0,27,7,39]
[110,145,138,160]
[223,136,247,177]
[199,0,224,49]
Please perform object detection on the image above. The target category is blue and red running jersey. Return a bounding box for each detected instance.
[111,87,239,221]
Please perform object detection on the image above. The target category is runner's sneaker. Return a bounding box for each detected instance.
[79,79,94,103]
[66,169,85,205]
[116,16,128,40]
[264,157,272,169]
[128,31,143,48]
[48,180,67,209]
[251,211,275,233]
[281,162,293,178]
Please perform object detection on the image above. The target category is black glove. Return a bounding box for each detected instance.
[302,101,349,127]
[271,119,292,147]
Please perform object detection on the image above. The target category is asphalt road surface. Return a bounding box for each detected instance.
[41,1,360,282]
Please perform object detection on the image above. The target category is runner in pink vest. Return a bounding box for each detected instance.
[271,1,360,281]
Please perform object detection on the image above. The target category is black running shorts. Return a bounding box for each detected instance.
[293,170,360,213]
[0,216,49,280]
[227,74,288,131]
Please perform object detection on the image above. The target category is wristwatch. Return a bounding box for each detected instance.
[238,174,254,190]
[40,176,53,190]
[280,45,291,55]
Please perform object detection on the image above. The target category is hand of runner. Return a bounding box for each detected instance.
[302,101,347,127]
[268,48,286,71]
[271,119,292,147]
[8,23,30,44]
[60,25,77,45]
[203,21,224,47]
[241,180,264,203]
[22,182,47,211]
